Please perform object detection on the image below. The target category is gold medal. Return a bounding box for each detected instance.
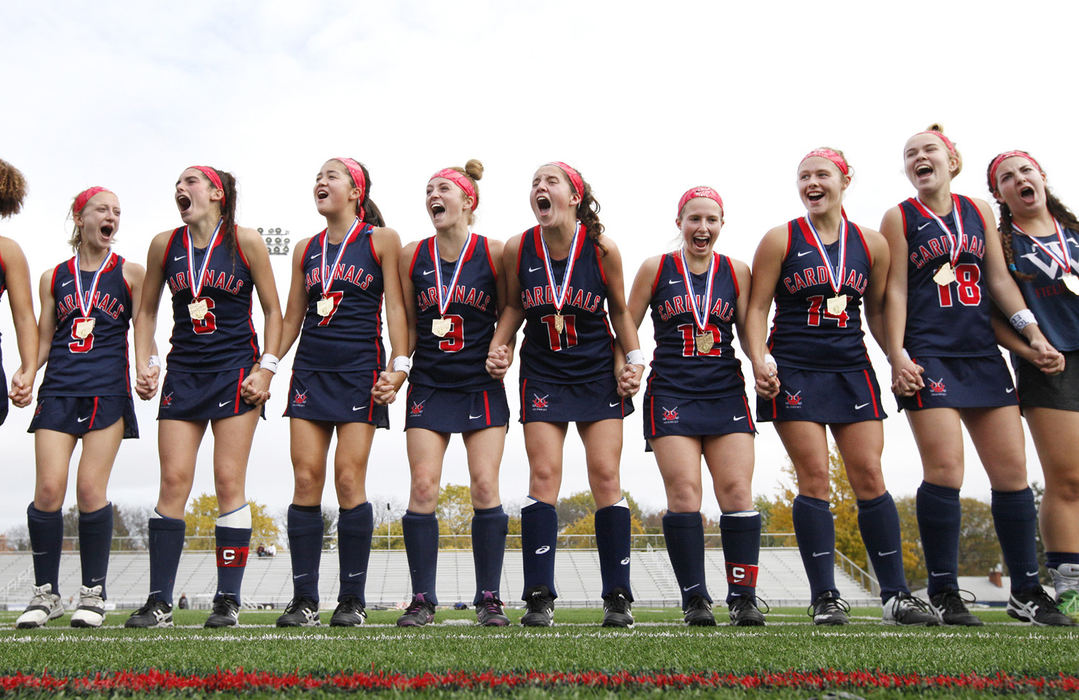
[933,262,955,286]
[827,294,848,315]
[188,299,208,321]
[1063,273,1079,295]
[431,317,452,338]
[74,317,95,339]
[554,313,565,334]
[695,331,714,354]
[316,296,334,317]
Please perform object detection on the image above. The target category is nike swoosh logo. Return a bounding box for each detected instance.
[733,415,746,421]
[91,576,106,583]
[31,551,47,556]
[878,550,897,556]
[528,266,543,273]
[309,253,321,260]
[1025,570,1039,577]
[61,279,74,287]
[918,222,932,230]
[797,250,814,257]
[174,255,186,261]
[293,573,308,580]
[1005,388,1015,393]
[929,571,951,577]
[219,401,232,407]
[682,583,700,592]
[609,402,620,408]
[77,416,90,423]
[352,405,368,411]
[668,279,680,285]
[348,571,365,578]
[469,414,482,419]
[422,269,434,275]
[812,551,830,558]
[854,402,869,410]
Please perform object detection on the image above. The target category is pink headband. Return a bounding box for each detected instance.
[334,157,368,220]
[800,148,850,176]
[72,186,114,215]
[677,186,724,217]
[190,167,225,205]
[430,168,478,210]
[917,130,957,155]
[547,161,584,199]
[988,150,1044,192]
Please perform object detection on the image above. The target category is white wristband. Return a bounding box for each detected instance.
[392,356,412,376]
[259,353,279,374]
[764,353,776,367]
[625,349,646,367]
[148,355,162,369]
[1009,309,1037,332]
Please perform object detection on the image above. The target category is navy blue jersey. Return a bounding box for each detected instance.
[517,226,615,382]
[162,227,260,372]
[767,218,873,371]
[293,225,385,372]
[645,251,744,397]
[409,233,500,390]
[899,196,995,357]
[0,250,6,366]
[1011,224,1079,352]
[39,255,132,397]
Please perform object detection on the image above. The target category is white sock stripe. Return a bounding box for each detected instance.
[722,510,760,518]
[216,504,252,529]
[613,498,629,510]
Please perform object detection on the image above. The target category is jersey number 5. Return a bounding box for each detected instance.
[191,297,217,335]
[68,325,94,353]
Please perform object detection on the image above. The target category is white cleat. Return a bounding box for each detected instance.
[16,583,64,629]
[70,585,106,628]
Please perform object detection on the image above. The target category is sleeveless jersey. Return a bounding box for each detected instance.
[646,251,744,397]
[1010,224,1079,352]
[767,218,873,371]
[409,233,500,390]
[293,225,385,372]
[39,254,132,397]
[517,226,615,382]
[162,227,260,372]
[0,249,7,366]
[899,196,996,357]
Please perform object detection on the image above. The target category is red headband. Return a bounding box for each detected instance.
[334,157,368,221]
[547,161,584,199]
[988,150,1044,192]
[72,186,114,215]
[917,130,957,155]
[677,186,724,217]
[430,168,478,210]
[800,148,850,176]
[190,166,226,205]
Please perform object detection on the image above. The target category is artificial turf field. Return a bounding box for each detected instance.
[1,607,1077,697]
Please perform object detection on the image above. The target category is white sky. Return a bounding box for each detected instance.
[1,0,1077,531]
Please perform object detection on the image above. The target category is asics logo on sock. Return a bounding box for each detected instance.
[620,557,631,565]
[534,545,551,555]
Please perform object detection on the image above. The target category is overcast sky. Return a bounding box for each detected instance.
[2,1,1077,531]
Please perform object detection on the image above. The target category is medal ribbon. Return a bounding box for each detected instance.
[802,215,848,297]
[320,218,361,296]
[677,248,718,333]
[911,195,966,268]
[432,231,475,317]
[73,250,114,318]
[185,218,224,299]
[1012,219,1075,277]
[539,221,583,313]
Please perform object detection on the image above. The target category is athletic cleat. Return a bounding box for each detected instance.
[1050,565,1079,620]
[882,591,939,626]
[521,585,555,627]
[125,596,173,628]
[683,595,716,626]
[276,597,321,627]
[205,596,240,628]
[728,595,766,626]
[929,589,983,626]
[330,595,367,627]
[15,583,64,629]
[808,591,850,626]
[396,593,435,627]
[476,591,510,627]
[70,585,106,628]
[601,588,634,628]
[1007,587,1076,626]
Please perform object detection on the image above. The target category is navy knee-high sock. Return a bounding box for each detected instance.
[520,499,558,598]
[471,505,508,605]
[148,512,186,606]
[337,502,373,604]
[991,488,1040,593]
[917,481,961,596]
[856,492,908,602]
[663,511,709,608]
[793,495,837,600]
[27,504,63,595]
[721,511,761,604]
[287,504,323,601]
[78,504,113,597]
[402,510,439,605]
[595,500,632,599]
[215,517,251,604]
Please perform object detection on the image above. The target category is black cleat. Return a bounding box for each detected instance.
[729,595,766,626]
[276,597,320,627]
[809,591,850,626]
[929,589,983,626]
[601,588,634,628]
[476,591,510,627]
[882,591,939,626]
[396,593,435,627]
[204,596,240,628]
[1007,587,1076,626]
[521,585,555,627]
[125,596,174,629]
[330,595,367,627]
[683,595,716,626]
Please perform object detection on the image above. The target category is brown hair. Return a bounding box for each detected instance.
[997,188,1079,282]
[444,159,483,225]
[925,123,963,178]
[0,158,27,219]
[572,167,605,252]
[342,159,386,227]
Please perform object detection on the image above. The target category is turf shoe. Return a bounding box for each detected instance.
[396,593,435,627]
[205,596,240,628]
[728,595,766,626]
[1050,564,1079,620]
[882,591,939,626]
[929,589,983,626]
[682,595,716,626]
[276,597,321,627]
[1007,587,1076,626]
[476,591,510,627]
[330,595,367,627]
[15,583,64,629]
[124,596,173,628]
[1058,590,1079,620]
[808,591,850,626]
[601,588,634,628]
[521,585,555,627]
[70,585,106,628]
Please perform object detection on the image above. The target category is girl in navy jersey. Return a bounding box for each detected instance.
[273,157,407,628]
[626,187,763,627]
[126,166,282,629]
[0,158,36,423]
[880,128,1071,627]
[487,162,645,627]
[989,150,1079,622]
[395,160,510,627]
[747,148,934,627]
[16,187,141,629]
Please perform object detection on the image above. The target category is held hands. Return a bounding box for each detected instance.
[135,364,160,401]
[890,355,925,397]
[486,345,511,380]
[1030,338,1066,375]
[241,366,273,406]
[9,368,33,408]
[617,362,644,397]
[372,370,406,405]
[752,357,780,399]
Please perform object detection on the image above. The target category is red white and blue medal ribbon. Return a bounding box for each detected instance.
[539,221,582,333]
[1013,219,1079,294]
[678,247,718,354]
[185,218,223,320]
[430,231,474,337]
[803,215,848,314]
[912,195,965,286]
[72,250,114,339]
[316,217,360,317]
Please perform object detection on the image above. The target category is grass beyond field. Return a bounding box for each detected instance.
[1,607,1077,696]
